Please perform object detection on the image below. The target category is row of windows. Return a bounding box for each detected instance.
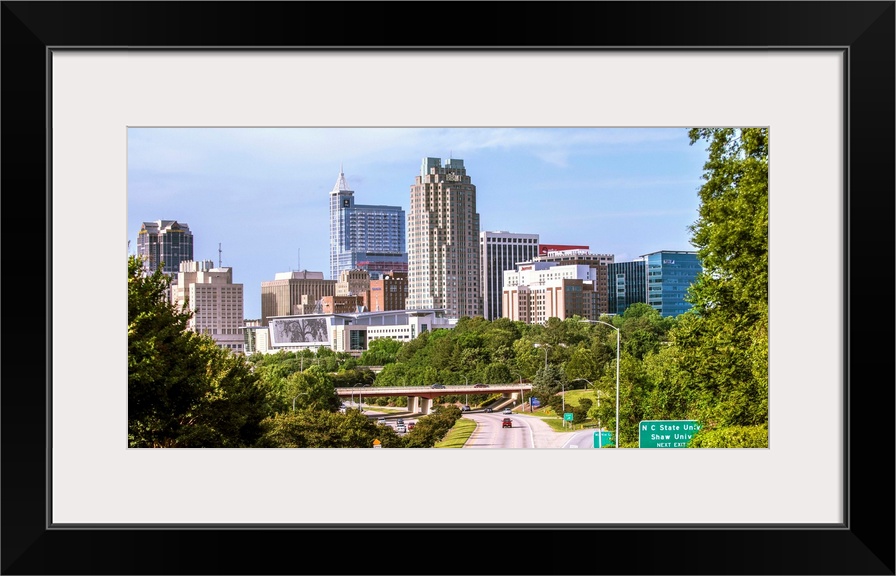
[482,237,538,243]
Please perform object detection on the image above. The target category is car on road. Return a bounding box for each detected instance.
[407,422,415,430]
[473,383,489,388]
[502,418,513,428]
[396,424,407,433]
[431,383,446,389]
[377,417,387,424]
[503,408,512,415]
[396,418,405,425]
[460,405,470,412]
[484,407,493,413]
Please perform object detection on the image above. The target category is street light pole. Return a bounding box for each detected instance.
[575,378,603,447]
[560,379,566,427]
[534,343,550,371]
[511,371,527,412]
[580,319,621,448]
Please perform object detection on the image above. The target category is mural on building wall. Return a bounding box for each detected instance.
[270,318,329,344]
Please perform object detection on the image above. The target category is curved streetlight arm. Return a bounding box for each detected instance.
[292,391,311,411]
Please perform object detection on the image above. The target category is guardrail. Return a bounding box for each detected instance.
[334,384,533,393]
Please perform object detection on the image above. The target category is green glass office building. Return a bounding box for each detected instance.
[644,250,702,317]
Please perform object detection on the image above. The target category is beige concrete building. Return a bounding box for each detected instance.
[320,295,365,314]
[335,268,371,297]
[535,249,614,315]
[260,270,336,326]
[174,260,245,353]
[406,157,481,319]
[502,262,599,324]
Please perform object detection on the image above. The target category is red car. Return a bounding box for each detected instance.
[502,418,513,428]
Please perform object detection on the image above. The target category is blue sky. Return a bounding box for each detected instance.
[128,127,709,320]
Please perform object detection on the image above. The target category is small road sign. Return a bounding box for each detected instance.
[563,412,574,422]
[593,431,613,448]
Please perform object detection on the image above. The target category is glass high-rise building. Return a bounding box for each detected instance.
[328,167,407,281]
[136,219,194,277]
[480,231,539,321]
[644,250,702,317]
[407,157,481,319]
[607,259,647,315]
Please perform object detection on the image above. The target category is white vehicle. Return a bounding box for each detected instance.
[396,424,407,433]
[503,408,512,415]
[377,417,387,424]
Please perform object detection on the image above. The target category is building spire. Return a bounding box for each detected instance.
[332,164,350,193]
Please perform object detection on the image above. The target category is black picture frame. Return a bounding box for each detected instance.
[2,2,893,574]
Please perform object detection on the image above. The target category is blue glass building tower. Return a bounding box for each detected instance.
[644,250,702,317]
[328,167,407,281]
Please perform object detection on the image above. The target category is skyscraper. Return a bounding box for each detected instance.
[644,250,702,317]
[406,157,481,318]
[328,167,407,281]
[607,259,647,315]
[480,231,540,321]
[136,219,194,277]
[173,260,245,354]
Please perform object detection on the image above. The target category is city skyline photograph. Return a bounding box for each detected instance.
[128,127,709,320]
[127,125,769,452]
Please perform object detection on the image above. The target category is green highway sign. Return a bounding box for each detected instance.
[639,420,701,448]
[593,431,613,448]
[563,412,574,422]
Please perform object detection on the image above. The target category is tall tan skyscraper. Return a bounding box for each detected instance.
[406,157,481,318]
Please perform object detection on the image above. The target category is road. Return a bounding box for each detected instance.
[463,412,578,449]
[357,404,590,448]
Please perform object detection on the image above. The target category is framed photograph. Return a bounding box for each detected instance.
[3,2,892,574]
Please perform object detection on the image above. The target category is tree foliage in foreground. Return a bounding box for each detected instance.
[128,255,268,447]
[656,128,769,445]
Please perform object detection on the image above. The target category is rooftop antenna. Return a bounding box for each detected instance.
[298,248,301,271]
[218,243,222,267]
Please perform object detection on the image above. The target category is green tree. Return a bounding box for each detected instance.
[564,343,599,384]
[404,405,463,447]
[257,408,404,448]
[128,255,267,447]
[618,304,673,360]
[358,338,402,366]
[647,128,769,443]
[283,368,341,413]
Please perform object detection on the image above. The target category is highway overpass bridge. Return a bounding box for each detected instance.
[334,383,533,414]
